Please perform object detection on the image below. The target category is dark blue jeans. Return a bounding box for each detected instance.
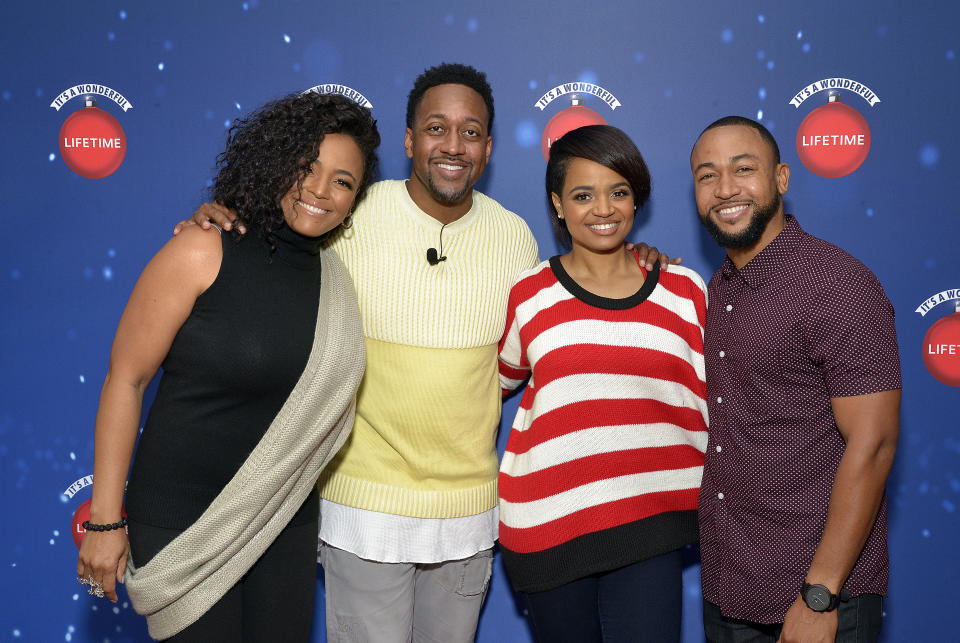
[521,549,683,643]
[703,595,883,643]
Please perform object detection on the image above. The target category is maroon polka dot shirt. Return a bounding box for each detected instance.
[698,215,902,624]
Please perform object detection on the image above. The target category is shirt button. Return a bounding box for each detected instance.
[725,304,733,312]
[717,492,725,500]
[717,396,723,404]
[719,350,725,358]
[716,445,722,452]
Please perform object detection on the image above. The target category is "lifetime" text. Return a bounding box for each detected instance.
[63,137,123,148]
[800,134,866,146]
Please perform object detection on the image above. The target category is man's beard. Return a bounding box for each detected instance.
[700,192,780,249]
[419,161,474,204]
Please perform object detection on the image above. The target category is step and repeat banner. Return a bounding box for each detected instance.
[1,1,957,641]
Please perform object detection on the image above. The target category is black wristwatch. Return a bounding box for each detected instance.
[801,582,850,612]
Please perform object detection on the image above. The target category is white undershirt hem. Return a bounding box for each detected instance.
[318,500,498,564]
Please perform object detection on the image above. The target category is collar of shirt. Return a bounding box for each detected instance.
[720,214,803,289]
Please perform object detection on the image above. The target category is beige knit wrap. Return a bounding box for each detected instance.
[124,246,365,640]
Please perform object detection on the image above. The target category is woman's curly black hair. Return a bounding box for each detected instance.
[212,91,380,252]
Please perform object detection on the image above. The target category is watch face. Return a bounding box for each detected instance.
[804,585,831,612]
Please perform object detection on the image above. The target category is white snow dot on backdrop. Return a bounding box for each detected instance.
[919,144,939,167]
[514,121,538,148]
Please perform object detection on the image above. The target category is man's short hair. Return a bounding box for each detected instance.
[406,63,495,131]
[695,115,781,164]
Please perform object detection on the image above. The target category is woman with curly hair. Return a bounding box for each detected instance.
[75,92,379,641]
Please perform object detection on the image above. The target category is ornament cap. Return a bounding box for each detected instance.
[84,96,97,108]
[955,300,960,313]
[570,93,582,107]
[827,93,842,103]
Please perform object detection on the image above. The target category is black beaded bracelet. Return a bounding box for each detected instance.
[82,517,128,532]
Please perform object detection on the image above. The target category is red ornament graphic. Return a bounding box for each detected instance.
[59,98,127,179]
[542,95,607,160]
[72,498,128,548]
[795,95,871,178]
[922,306,960,387]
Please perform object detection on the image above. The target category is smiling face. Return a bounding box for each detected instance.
[279,133,364,237]
[552,157,636,255]
[404,83,492,220]
[691,124,790,255]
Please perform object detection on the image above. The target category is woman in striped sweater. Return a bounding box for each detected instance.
[498,125,708,642]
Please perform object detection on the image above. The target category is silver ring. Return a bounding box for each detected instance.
[87,576,104,598]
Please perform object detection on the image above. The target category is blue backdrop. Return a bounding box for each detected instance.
[2,1,957,641]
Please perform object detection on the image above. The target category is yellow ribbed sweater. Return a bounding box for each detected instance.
[319,180,539,518]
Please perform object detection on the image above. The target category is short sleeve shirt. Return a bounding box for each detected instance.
[698,215,901,624]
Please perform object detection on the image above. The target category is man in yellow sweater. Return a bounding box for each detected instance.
[314,64,538,642]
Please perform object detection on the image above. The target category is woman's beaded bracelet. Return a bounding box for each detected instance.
[82,517,128,532]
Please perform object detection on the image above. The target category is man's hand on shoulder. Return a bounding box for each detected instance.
[173,202,246,236]
[625,241,683,270]
[777,595,838,643]
[162,221,224,283]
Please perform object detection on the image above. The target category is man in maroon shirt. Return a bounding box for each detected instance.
[691,116,901,643]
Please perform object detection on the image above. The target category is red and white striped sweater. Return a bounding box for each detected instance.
[497,254,709,593]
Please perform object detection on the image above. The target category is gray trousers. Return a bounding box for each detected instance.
[320,543,494,643]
